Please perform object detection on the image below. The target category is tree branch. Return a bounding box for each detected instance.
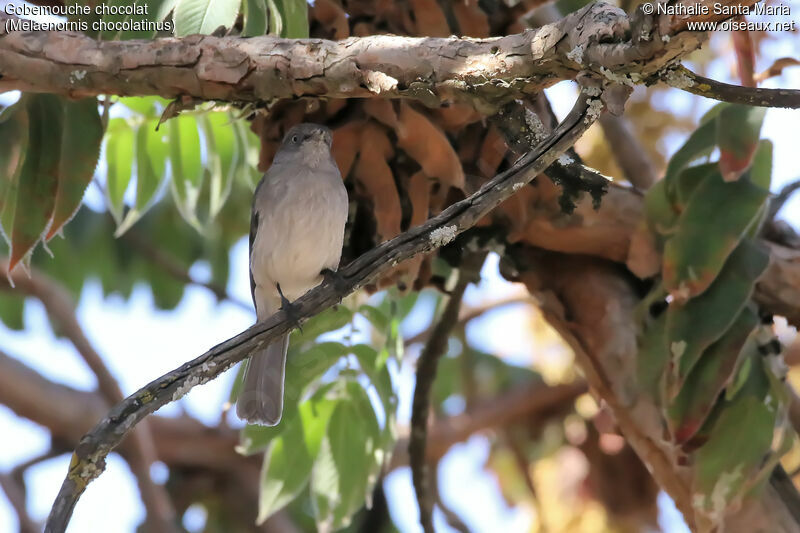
[598,114,658,189]
[405,294,533,346]
[769,178,800,220]
[664,66,800,108]
[0,3,709,109]
[0,473,39,533]
[43,86,602,533]
[512,247,800,532]
[0,262,178,533]
[409,254,478,533]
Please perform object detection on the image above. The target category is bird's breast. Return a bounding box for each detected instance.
[251,168,348,303]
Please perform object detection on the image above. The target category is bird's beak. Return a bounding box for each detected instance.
[311,129,331,147]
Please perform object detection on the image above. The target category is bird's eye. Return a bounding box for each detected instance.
[291,135,299,143]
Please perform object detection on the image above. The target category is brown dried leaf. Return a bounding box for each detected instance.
[387,170,431,290]
[731,22,756,87]
[363,99,398,128]
[477,125,507,178]
[627,223,662,279]
[453,0,489,37]
[311,0,350,39]
[434,104,483,131]
[332,120,364,177]
[409,0,450,36]
[407,170,430,228]
[396,102,465,189]
[354,123,401,241]
[754,57,800,83]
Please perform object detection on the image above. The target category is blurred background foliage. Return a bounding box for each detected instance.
[1,0,799,531]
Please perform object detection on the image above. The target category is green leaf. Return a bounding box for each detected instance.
[0,291,25,330]
[672,162,717,215]
[173,0,241,36]
[643,179,678,236]
[667,306,758,443]
[283,342,350,406]
[168,115,203,225]
[268,0,308,37]
[105,119,135,224]
[635,312,669,402]
[664,239,769,398]
[310,385,380,530]
[46,98,103,241]
[242,0,268,36]
[240,343,349,454]
[352,344,396,423]
[663,118,717,187]
[257,393,337,523]
[662,171,769,300]
[116,120,170,236]
[717,105,766,182]
[748,140,772,191]
[202,112,240,218]
[358,304,389,334]
[291,306,353,343]
[9,95,64,270]
[692,394,774,517]
[0,101,29,246]
[234,119,262,189]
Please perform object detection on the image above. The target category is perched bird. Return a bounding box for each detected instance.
[236,123,348,426]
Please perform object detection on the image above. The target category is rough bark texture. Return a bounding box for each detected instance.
[44,88,600,533]
[0,3,706,109]
[513,249,800,533]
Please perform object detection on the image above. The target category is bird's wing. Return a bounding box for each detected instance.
[249,177,266,310]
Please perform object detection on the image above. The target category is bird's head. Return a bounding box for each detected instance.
[274,123,334,168]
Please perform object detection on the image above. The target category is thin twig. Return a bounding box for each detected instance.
[0,262,178,533]
[430,460,472,533]
[405,294,533,346]
[769,178,800,220]
[665,66,800,108]
[43,90,599,533]
[0,473,39,533]
[410,252,485,533]
[598,114,658,190]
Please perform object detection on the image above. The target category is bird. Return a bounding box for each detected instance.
[236,123,348,426]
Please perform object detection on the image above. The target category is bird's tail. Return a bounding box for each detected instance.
[236,334,289,426]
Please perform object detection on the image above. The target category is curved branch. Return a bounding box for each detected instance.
[409,254,478,533]
[0,262,179,533]
[44,87,601,533]
[664,66,800,108]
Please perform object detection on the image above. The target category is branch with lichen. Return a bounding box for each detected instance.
[663,65,800,108]
[43,84,604,533]
[0,0,762,111]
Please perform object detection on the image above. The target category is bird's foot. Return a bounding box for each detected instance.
[321,268,349,295]
[277,283,303,333]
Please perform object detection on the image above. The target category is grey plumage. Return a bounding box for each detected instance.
[236,123,348,426]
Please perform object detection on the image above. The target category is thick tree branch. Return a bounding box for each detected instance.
[664,66,800,108]
[512,248,800,532]
[0,261,178,532]
[0,2,708,109]
[43,87,602,533]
